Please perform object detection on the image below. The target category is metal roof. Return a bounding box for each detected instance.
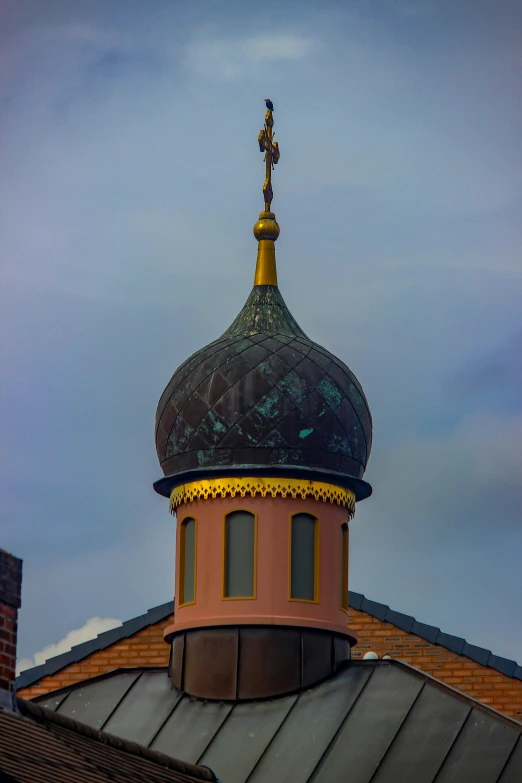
[32,662,522,783]
[154,284,373,487]
[0,693,218,783]
[15,592,522,690]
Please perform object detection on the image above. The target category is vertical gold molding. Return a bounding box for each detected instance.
[178,516,197,608]
[340,522,349,612]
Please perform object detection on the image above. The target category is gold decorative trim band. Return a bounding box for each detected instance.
[170,477,355,517]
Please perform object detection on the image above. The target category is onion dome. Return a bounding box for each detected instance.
[154,103,372,502]
[155,283,372,494]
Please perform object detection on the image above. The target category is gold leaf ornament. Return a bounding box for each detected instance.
[170,476,355,518]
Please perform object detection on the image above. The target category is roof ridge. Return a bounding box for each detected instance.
[15,593,522,690]
[383,659,522,729]
[348,591,522,680]
[15,696,217,781]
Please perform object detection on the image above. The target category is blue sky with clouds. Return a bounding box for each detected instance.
[2,0,521,668]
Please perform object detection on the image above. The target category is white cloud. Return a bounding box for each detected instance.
[186,33,315,80]
[16,616,122,675]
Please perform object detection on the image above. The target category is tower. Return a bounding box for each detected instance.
[154,102,373,701]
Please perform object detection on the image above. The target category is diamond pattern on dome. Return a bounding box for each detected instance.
[277,370,314,406]
[156,286,372,480]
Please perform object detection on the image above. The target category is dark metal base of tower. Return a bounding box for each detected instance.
[168,625,355,701]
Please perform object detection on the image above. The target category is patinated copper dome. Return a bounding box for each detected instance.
[155,103,372,501]
[155,284,372,498]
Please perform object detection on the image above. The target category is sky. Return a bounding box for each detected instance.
[1,0,521,671]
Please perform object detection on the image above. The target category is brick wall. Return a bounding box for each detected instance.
[18,609,522,720]
[18,616,173,699]
[348,607,522,720]
[0,549,23,691]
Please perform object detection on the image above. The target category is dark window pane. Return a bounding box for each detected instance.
[340,523,348,610]
[180,517,196,605]
[225,511,255,597]
[291,514,316,601]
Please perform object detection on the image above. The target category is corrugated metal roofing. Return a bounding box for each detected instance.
[33,661,522,783]
[15,592,522,690]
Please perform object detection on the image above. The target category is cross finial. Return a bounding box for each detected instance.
[258,99,280,212]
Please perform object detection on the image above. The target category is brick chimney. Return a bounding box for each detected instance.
[0,548,23,696]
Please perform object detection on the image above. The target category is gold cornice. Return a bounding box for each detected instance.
[170,476,356,518]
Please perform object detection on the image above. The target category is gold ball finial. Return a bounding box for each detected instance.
[254,211,280,242]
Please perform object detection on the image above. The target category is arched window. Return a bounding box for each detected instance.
[224,511,256,598]
[340,522,349,611]
[290,513,319,602]
[179,517,196,606]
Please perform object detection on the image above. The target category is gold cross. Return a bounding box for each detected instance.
[258,102,280,212]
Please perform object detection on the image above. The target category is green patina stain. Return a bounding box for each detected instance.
[329,433,352,455]
[299,427,314,439]
[197,450,214,466]
[262,430,288,447]
[317,376,343,409]
[222,286,309,340]
[257,361,274,378]
[235,423,260,445]
[256,388,281,419]
[205,409,227,436]
[278,373,309,404]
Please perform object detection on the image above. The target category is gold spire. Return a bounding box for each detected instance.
[254,99,280,287]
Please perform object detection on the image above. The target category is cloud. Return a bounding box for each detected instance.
[185,32,315,79]
[16,616,122,675]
